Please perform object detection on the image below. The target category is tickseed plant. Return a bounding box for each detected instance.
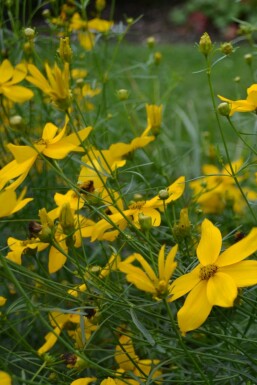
[1,2,257,385]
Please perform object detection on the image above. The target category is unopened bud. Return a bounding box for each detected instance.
[133,193,143,202]
[218,102,231,117]
[220,42,233,55]
[234,76,240,83]
[244,53,252,65]
[116,89,129,101]
[199,32,213,57]
[38,208,54,242]
[158,189,169,200]
[24,27,35,40]
[59,203,75,235]
[138,213,152,231]
[95,0,106,12]
[147,36,155,48]
[58,37,73,63]
[42,9,50,19]
[76,78,84,88]
[154,51,162,65]
[173,208,191,242]
[126,18,134,26]
[10,115,23,127]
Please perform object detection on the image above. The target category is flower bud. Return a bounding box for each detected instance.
[133,193,143,202]
[234,76,240,83]
[59,203,75,235]
[24,27,35,40]
[199,32,213,57]
[244,53,252,65]
[138,213,152,231]
[217,102,231,117]
[116,89,129,101]
[220,42,233,55]
[158,189,169,200]
[172,208,191,242]
[38,208,54,242]
[95,0,106,12]
[154,51,162,65]
[58,37,73,63]
[126,18,134,26]
[147,36,155,48]
[10,115,23,128]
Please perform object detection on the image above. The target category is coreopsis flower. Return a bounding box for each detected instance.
[0,120,92,190]
[119,244,178,299]
[26,62,71,109]
[0,371,12,385]
[114,335,162,383]
[143,104,163,135]
[0,59,33,103]
[190,160,257,214]
[218,83,257,115]
[171,218,257,334]
[0,188,33,218]
[91,176,185,241]
[0,297,7,306]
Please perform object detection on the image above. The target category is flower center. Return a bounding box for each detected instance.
[199,264,218,280]
[128,201,145,210]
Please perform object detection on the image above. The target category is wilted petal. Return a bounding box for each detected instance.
[207,272,237,307]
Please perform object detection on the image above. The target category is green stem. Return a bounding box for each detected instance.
[205,58,257,224]
[163,299,211,384]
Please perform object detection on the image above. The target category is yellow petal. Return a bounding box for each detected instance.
[177,280,212,334]
[37,325,62,355]
[119,262,156,294]
[0,296,7,306]
[100,378,116,385]
[197,219,222,265]
[0,371,12,385]
[164,244,178,282]
[48,243,67,274]
[207,272,237,307]
[170,265,201,301]
[0,59,14,83]
[27,64,51,93]
[71,379,97,385]
[220,260,257,287]
[217,227,257,266]
[158,245,165,280]
[2,85,33,103]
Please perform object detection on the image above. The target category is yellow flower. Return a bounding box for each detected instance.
[143,104,163,135]
[91,176,185,240]
[171,218,257,334]
[0,120,92,190]
[0,59,33,103]
[119,245,177,299]
[218,83,257,115]
[190,160,257,214]
[0,297,7,306]
[0,371,12,385]
[0,188,33,217]
[26,62,71,109]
